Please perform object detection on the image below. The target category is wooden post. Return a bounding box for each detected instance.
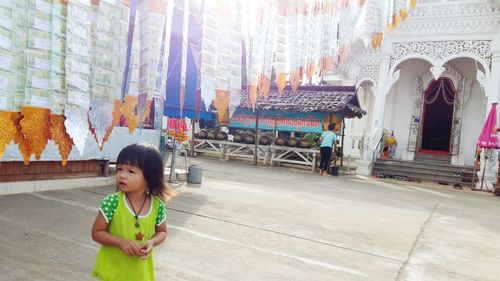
[254,108,260,166]
[189,119,196,157]
[340,117,345,167]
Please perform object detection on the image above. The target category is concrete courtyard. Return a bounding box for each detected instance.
[1,158,499,281]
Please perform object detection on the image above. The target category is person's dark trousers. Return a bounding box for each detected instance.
[319,146,333,172]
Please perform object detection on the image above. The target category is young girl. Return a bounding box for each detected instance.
[91,142,176,281]
[318,123,338,176]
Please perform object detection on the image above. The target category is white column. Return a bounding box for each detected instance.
[371,56,391,156]
[487,51,500,104]
[356,56,391,176]
[476,43,500,190]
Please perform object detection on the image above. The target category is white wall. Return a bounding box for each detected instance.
[380,57,488,165]
[461,80,487,165]
[343,82,375,158]
[383,59,432,158]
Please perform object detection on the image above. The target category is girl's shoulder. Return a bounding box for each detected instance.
[99,192,121,223]
[152,195,167,226]
[151,194,166,206]
[101,192,120,204]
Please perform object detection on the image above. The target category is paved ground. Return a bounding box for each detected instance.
[1,158,500,281]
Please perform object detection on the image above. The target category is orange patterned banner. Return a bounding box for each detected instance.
[0,111,17,160]
[20,106,51,161]
[50,114,73,166]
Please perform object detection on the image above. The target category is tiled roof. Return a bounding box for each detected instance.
[238,85,366,118]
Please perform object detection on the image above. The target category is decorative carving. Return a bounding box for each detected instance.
[407,76,423,153]
[20,106,51,160]
[407,64,465,156]
[450,76,466,156]
[476,69,487,86]
[0,111,17,160]
[396,19,500,35]
[390,40,492,70]
[385,69,401,94]
[408,2,496,18]
[50,114,73,166]
[398,2,500,37]
[356,65,380,88]
[430,66,445,80]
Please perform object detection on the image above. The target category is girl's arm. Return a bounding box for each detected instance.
[91,212,141,256]
[139,222,167,259]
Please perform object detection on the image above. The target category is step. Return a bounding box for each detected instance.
[372,166,474,181]
[372,170,475,186]
[375,162,474,175]
[375,159,475,173]
[372,164,474,178]
[372,167,476,186]
[413,155,451,164]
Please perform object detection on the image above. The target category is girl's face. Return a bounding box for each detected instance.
[116,164,148,194]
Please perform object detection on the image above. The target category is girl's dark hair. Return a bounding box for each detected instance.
[328,123,336,131]
[116,143,176,201]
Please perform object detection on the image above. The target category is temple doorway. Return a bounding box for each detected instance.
[420,78,456,153]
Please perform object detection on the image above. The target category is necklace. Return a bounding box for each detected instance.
[125,193,148,228]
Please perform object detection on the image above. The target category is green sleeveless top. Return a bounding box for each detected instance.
[92,191,166,281]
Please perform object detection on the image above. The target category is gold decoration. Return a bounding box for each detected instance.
[276,73,287,96]
[214,89,230,124]
[259,74,271,98]
[122,95,139,134]
[20,106,51,160]
[142,100,152,123]
[103,99,123,145]
[370,32,383,49]
[50,114,73,166]
[392,14,401,27]
[290,70,300,93]
[11,112,33,165]
[0,111,17,160]
[319,56,335,76]
[249,85,258,110]
[400,8,408,20]
[306,63,315,83]
[410,0,416,9]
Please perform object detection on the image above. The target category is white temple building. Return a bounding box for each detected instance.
[331,0,500,187]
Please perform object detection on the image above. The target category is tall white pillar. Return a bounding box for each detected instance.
[371,56,391,156]
[487,51,500,104]
[356,56,391,176]
[476,37,500,190]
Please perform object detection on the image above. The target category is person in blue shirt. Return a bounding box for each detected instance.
[318,123,338,176]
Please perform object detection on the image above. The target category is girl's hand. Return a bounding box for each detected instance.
[119,239,141,257]
[139,240,154,259]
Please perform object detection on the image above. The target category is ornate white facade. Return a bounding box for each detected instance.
[334,0,500,181]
